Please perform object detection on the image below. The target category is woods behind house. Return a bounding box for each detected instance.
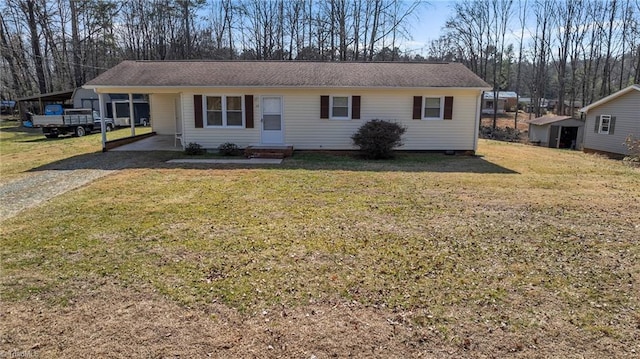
[1,0,638,117]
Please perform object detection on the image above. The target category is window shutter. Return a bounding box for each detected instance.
[320,96,329,119]
[412,96,422,119]
[443,96,454,120]
[609,117,615,134]
[594,115,600,133]
[194,95,203,128]
[245,95,254,128]
[352,96,361,119]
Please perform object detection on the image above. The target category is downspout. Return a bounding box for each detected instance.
[129,93,135,137]
[96,90,106,152]
[180,92,186,149]
[473,91,483,153]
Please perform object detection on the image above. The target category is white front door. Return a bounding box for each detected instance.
[261,96,283,144]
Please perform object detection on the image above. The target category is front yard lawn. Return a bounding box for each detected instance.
[1,121,639,357]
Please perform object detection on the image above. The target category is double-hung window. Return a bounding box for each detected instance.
[206,95,243,127]
[330,96,350,120]
[424,97,443,119]
[598,115,611,134]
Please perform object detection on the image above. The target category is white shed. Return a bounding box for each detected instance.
[527,115,584,149]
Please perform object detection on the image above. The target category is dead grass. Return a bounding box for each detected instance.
[0,120,150,184]
[481,113,531,132]
[1,121,639,357]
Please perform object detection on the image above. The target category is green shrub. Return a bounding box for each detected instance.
[623,135,640,166]
[218,142,239,156]
[351,119,406,159]
[184,142,205,155]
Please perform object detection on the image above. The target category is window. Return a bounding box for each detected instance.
[599,115,611,134]
[424,97,443,119]
[330,96,350,120]
[205,95,243,127]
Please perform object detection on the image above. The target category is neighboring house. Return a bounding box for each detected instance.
[580,84,640,157]
[560,100,583,117]
[519,97,553,114]
[527,115,584,149]
[481,91,518,115]
[84,61,490,152]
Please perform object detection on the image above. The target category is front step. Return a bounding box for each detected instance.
[244,145,294,159]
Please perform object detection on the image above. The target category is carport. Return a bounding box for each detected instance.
[17,89,75,121]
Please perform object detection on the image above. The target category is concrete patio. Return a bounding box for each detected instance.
[110,135,182,151]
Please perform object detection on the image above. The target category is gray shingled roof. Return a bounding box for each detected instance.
[527,115,573,125]
[84,61,490,88]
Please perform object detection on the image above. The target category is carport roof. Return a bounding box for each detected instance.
[17,89,75,103]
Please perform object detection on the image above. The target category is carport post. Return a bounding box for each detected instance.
[98,92,107,152]
[129,93,135,137]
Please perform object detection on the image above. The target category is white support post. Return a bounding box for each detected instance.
[129,93,135,137]
[98,92,107,152]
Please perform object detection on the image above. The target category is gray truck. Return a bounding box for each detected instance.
[31,105,114,138]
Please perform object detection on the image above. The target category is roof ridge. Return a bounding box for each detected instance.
[129,59,454,65]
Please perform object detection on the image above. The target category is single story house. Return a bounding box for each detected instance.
[527,115,584,149]
[580,84,640,157]
[83,61,490,152]
[482,91,518,115]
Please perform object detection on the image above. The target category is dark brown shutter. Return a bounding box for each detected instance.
[245,95,254,128]
[352,96,361,119]
[609,117,615,134]
[194,95,203,128]
[594,115,600,132]
[443,96,454,120]
[320,96,329,119]
[412,96,422,119]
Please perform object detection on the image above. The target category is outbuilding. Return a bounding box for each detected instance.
[527,115,584,149]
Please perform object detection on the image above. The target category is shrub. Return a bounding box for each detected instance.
[623,135,640,166]
[351,119,406,159]
[184,142,205,155]
[479,125,523,142]
[218,142,239,156]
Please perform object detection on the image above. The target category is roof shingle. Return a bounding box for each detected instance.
[527,115,573,125]
[84,61,490,89]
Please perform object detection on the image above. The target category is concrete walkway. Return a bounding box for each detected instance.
[110,135,182,151]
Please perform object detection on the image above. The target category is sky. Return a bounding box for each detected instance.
[401,0,456,56]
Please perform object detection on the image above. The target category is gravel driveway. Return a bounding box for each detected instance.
[0,169,114,221]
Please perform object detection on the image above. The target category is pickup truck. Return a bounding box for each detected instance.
[31,105,114,138]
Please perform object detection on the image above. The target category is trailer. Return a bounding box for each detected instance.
[31,105,114,138]
[106,100,150,127]
[72,89,150,127]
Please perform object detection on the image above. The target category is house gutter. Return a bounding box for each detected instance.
[83,85,492,91]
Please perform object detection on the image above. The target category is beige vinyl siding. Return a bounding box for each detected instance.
[149,93,180,135]
[182,91,260,148]
[94,86,481,150]
[179,87,480,150]
[583,90,640,155]
[283,89,478,150]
